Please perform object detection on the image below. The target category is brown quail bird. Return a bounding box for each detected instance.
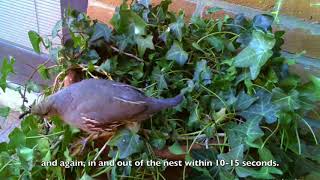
[31,79,183,134]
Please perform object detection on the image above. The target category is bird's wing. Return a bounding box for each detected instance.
[110,83,145,95]
[77,95,148,129]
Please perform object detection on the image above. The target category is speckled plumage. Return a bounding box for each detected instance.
[31,79,183,133]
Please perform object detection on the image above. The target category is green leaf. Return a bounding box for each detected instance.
[49,47,60,62]
[166,42,188,65]
[207,36,224,52]
[236,147,283,178]
[18,147,34,162]
[193,60,212,86]
[272,87,300,111]
[168,141,185,155]
[8,128,26,149]
[206,7,223,14]
[0,152,20,176]
[136,35,154,57]
[236,166,282,179]
[0,107,10,118]
[234,91,258,111]
[150,137,166,150]
[190,149,218,178]
[159,28,170,44]
[225,117,264,148]
[28,31,42,54]
[253,14,274,32]
[80,173,94,180]
[52,20,62,38]
[37,64,50,80]
[109,129,144,159]
[86,50,100,63]
[99,57,118,73]
[0,56,15,92]
[234,30,276,80]
[26,81,41,93]
[37,138,50,157]
[240,90,279,124]
[90,23,112,42]
[169,13,184,41]
[151,67,168,91]
[111,9,147,35]
[218,145,244,170]
[188,104,200,128]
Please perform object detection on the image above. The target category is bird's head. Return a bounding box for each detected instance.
[31,97,56,118]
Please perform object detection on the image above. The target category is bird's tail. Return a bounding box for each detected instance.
[151,94,184,111]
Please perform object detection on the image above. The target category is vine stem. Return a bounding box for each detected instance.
[21,59,51,108]
[51,70,64,93]
[110,45,144,62]
[197,31,239,44]
[261,120,280,149]
[94,135,114,161]
[299,116,318,145]
[25,131,64,139]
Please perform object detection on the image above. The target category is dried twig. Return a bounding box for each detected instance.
[52,71,65,93]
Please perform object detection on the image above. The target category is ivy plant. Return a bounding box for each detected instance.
[1,0,320,179]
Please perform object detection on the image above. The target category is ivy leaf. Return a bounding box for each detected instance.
[137,0,150,8]
[193,60,213,86]
[8,128,26,149]
[207,36,224,52]
[99,58,118,73]
[111,9,147,35]
[0,152,20,176]
[169,13,184,41]
[206,7,223,14]
[0,56,15,92]
[236,148,283,178]
[28,31,42,54]
[109,129,144,159]
[136,35,154,57]
[168,141,185,155]
[150,137,166,150]
[0,107,10,118]
[52,20,62,38]
[26,81,41,93]
[253,14,274,32]
[49,47,60,62]
[225,117,264,148]
[80,173,94,180]
[159,28,170,44]
[37,64,50,80]
[240,90,279,124]
[242,118,264,145]
[234,91,258,111]
[151,67,168,92]
[190,149,218,179]
[236,166,282,179]
[272,87,300,111]
[82,50,100,64]
[90,23,112,42]
[18,147,34,162]
[234,30,276,80]
[166,42,188,65]
[218,145,244,170]
[188,104,200,128]
[114,35,134,51]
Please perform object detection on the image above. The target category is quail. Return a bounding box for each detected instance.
[30,79,183,133]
